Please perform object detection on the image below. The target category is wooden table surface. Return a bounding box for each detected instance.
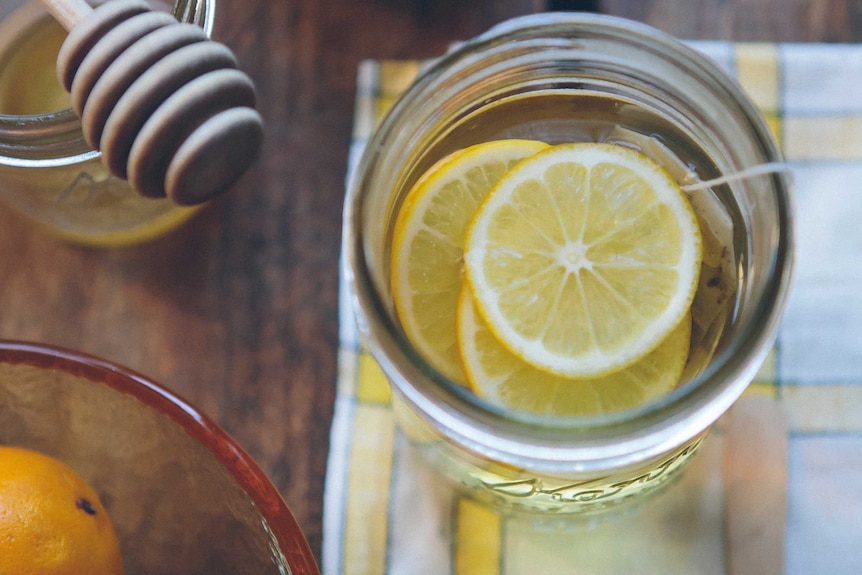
[1,0,859,565]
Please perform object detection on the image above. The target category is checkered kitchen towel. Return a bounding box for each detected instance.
[324,43,862,574]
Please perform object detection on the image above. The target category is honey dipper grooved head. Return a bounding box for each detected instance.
[71,10,177,117]
[56,0,263,206]
[57,0,152,91]
[128,68,258,199]
[99,40,239,180]
[166,107,264,206]
[81,23,209,150]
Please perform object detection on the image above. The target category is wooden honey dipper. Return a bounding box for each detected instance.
[40,0,263,206]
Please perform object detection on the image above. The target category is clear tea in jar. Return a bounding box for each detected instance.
[391,90,741,420]
[344,13,792,515]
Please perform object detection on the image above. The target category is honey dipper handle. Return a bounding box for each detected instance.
[40,0,93,31]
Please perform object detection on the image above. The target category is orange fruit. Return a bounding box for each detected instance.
[0,446,123,575]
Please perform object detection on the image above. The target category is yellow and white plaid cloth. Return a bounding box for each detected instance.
[324,42,862,574]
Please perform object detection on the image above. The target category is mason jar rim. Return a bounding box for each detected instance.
[344,12,794,472]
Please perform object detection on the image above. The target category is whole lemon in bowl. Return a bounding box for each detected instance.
[0,445,123,575]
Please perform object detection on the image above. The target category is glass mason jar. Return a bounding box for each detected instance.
[344,13,794,516]
[0,0,214,247]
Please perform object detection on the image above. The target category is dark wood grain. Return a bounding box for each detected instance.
[0,0,857,565]
[600,0,862,42]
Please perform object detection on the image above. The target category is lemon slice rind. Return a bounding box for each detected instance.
[391,139,550,383]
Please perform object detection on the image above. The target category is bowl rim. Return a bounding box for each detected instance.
[0,339,319,575]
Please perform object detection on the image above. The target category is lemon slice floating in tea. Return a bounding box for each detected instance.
[456,286,691,416]
[391,139,549,383]
[464,143,702,378]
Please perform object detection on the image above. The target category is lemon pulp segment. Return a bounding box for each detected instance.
[464,143,702,378]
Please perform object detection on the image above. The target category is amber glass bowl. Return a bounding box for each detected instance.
[0,340,318,575]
